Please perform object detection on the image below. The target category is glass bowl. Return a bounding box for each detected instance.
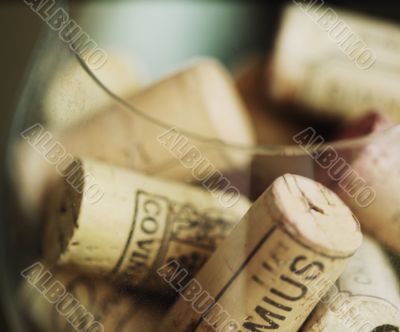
[2,2,399,331]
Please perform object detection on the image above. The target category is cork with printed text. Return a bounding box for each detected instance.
[43,159,250,293]
[160,174,362,332]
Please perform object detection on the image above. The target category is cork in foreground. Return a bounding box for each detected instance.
[159,174,362,332]
[302,236,400,331]
[43,159,250,292]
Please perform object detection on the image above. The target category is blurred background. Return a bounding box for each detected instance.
[1,0,400,330]
[2,0,400,153]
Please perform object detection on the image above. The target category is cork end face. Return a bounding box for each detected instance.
[43,162,83,267]
[268,174,363,258]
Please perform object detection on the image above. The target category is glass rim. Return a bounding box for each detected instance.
[77,54,400,157]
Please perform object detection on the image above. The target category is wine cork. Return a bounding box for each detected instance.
[13,58,254,221]
[302,236,400,331]
[159,174,362,332]
[19,266,167,332]
[316,112,400,254]
[43,52,144,130]
[58,57,254,177]
[43,158,250,292]
[271,4,400,122]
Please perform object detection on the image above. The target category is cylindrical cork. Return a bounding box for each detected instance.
[13,58,254,221]
[316,112,400,254]
[43,158,250,292]
[270,4,400,122]
[159,174,362,332]
[19,266,167,332]
[302,236,400,332]
[58,58,254,178]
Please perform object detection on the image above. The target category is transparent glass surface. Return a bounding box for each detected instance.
[2,2,400,332]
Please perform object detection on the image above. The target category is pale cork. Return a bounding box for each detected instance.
[159,174,362,332]
[59,57,254,177]
[302,236,400,332]
[13,58,254,221]
[43,158,250,292]
[271,4,400,122]
[19,266,167,332]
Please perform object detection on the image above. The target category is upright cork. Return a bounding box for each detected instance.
[159,174,362,332]
[302,236,400,332]
[43,158,250,293]
[13,58,254,221]
[19,265,167,332]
